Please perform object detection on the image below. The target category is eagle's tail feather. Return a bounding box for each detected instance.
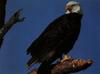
[26,57,38,67]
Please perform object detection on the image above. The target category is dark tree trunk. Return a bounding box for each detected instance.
[0,0,7,29]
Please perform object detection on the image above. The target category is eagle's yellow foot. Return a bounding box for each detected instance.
[60,55,71,62]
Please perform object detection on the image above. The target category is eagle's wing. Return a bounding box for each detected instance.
[26,14,81,67]
[27,15,69,64]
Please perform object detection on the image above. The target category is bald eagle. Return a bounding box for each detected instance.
[27,1,83,73]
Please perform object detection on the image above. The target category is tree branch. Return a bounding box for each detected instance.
[1,9,25,36]
[0,9,25,47]
[28,57,93,74]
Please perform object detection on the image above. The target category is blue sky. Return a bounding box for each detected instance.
[0,0,100,74]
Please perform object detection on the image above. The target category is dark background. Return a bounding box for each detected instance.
[0,0,100,74]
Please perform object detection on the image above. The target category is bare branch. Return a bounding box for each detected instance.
[28,58,93,74]
[0,9,25,47]
[2,9,25,36]
[51,58,93,74]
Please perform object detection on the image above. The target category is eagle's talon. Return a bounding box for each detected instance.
[60,55,71,63]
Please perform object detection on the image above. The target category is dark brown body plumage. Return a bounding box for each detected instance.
[27,13,82,73]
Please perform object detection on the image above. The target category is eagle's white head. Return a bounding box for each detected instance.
[65,1,82,14]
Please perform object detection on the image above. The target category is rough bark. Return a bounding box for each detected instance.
[28,57,93,74]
